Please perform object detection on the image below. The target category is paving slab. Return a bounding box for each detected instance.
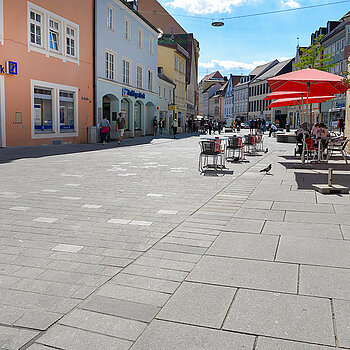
[262,221,342,240]
[207,231,279,261]
[256,337,341,350]
[299,265,350,300]
[224,218,265,234]
[0,325,39,350]
[36,324,132,349]
[234,208,285,221]
[223,289,335,346]
[285,211,350,225]
[187,255,298,293]
[333,299,350,348]
[276,236,350,268]
[241,200,273,209]
[157,282,236,328]
[131,319,255,350]
[272,201,333,213]
[14,310,62,330]
[80,295,160,322]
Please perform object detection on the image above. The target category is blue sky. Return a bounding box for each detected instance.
[158,0,350,80]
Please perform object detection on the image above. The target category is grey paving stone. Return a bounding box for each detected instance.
[122,264,188,282]
[0,325,39,349]
[134,256,196,271]
[333,299,350,348]
[224,218,265,234]
[256,337,340,349]
[51,244,83,252]
[0,305,26,325]
[80,295,160,322]
[285,211,350,225]
[262,221,342,240]
[207,232,278,261]
[187,255,298,293]
[276,236,350,268]
[131,319,255,350]
[36,324,132,349]
[144,249,201,263]
[272,201,333,213]
[111,273,180,294]
[27,343,57,349]
[299,265,350,300]
[223,289,335,346]
[14,310,62,330]
[59,309,146,341]
[235,208,285,221]
[154,242,208,255]
[341,224,350,239]
[157,282,235,328]
[241,200,273,209]
[97,284,170,307]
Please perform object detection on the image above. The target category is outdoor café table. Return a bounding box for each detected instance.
[312,137,329,163]
[200,136,229,168]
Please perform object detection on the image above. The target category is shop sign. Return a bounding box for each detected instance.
[122,88,145,99]
[169,105,175,111]
[0,61,18,75]
[336,102,345,108]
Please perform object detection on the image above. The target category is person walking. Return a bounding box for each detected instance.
[117,112,126,146]
[171,118,178,139]
[158,118,164,136]
[338,118,345,134]
[249,119,254,134]
[153,116,158,136]
[208,120,213,135]
[99,116,111,145]
[200,119,205,134]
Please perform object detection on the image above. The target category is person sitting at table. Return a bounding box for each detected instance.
[315,123,329,150]
[311,122,320,137]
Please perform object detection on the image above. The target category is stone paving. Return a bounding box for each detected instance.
[0,132,350,349]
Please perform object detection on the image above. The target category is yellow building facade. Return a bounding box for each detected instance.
[158,43,189,131]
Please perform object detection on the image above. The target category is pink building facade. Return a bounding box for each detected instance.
[0,0,94,147]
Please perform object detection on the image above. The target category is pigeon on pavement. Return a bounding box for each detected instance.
[264,148,268,153]
[260,164,272,173]
[233,156,240,162]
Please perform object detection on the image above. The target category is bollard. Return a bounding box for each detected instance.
[328,168,333,187]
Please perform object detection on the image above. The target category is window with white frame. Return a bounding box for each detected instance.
[66,26,76,57]
[149,36,154,55]
[105,51,115,80]
[136,65,143,89]
[32,80,78,138]
[30,10,43,46]
[138,28,143,48]
[148,70,154,91]
[124,17,131,40]
[49,18,60,52]
[107,4,114,30]
[123,59,131,84]
[28,4,79,63]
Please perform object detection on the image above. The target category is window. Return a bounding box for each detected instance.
[107,4,114,30]
[105,51,115,80]
[30,10,43,46]
[59,91,75,132]
[66,27,75,57]
[148,70,153,91]
[49,19,60,51]
[175,56,178,70]
[124,17,131,40]
[341,38,345,50]
[0,0,4,45]
[136,65,143,88]
[149,36,154,55]
[123,59,131,84]
[138,28,143,48]
[34,88,53,133]
[347,26,350,45]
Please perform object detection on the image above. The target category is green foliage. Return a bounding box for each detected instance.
[342,69,350,89]
[294,35,336,72]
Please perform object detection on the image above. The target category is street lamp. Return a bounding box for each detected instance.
[211,21,224,27]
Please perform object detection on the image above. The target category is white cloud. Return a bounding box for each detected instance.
[163,0,247,15]
[281,0,301,9]
[199,59,267,72]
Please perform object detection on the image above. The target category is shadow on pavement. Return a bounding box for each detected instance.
[0,133,201,164]
[293,172,350,190]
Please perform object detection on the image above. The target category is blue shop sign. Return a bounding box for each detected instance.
[122,88,145,99]
[336,102,345,108]
[0,61,18,75]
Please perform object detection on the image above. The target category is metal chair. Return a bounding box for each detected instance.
[327,138,348,164]
[198,140,222,172]
[304,138,317,162]
[227,137,244,160]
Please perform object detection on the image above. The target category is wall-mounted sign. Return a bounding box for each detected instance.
[336,102,345,108]
[122,88,145,99]
[169,105,175,111]
[0,61,18,75]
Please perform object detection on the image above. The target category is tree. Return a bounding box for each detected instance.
[294,35,335,71]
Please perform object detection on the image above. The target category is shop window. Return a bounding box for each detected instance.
[123,59,131,85]
[49,19,60,52]
[105,51,115,80]
[59,91,75,132]
[34,88,53,133]
[30,10,43,46]
[107,4,114,30]
[66,27,76,57]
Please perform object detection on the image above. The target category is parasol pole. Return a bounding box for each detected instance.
[306,82,311,127]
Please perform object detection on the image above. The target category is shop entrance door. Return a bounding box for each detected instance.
[0,76,5,147]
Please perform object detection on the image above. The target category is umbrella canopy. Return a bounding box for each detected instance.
[268,68,348,95]
[263,90,335,101]
[266,95,334,109]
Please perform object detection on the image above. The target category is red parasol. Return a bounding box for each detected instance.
[268,68,348,95]
[266,95,334,109]
[263,90,335,101]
